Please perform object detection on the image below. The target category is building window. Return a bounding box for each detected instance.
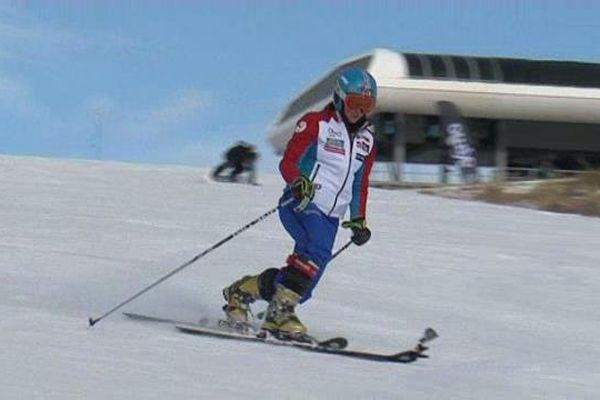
[452,57,470,79]
[443,56,456,78]
[466,57,480,80]
[405,53,424,77]
[429,55,447,78]
[477,58,495,81]
[418,54,432,77]
[498,59,600,88]
[371,113,397,161]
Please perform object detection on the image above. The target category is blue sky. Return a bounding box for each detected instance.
[1,0,599,172]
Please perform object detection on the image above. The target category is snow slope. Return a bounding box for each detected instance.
[1,155,599,400]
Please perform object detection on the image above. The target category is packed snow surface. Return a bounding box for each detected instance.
[1,155,599,399]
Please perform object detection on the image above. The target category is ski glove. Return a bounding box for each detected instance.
[291,175,315,212]
[342,218,371,246]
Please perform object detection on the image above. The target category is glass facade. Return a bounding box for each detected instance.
[401,52,600,88]
[370,113,398,161]
[370,112,600,170]
[429,55,447,78]
[371,113,499,167]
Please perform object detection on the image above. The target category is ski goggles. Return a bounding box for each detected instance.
[344,93,376,115]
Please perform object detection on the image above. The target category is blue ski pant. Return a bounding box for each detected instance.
[277,192,339,303]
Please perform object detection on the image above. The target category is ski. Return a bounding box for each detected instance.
[124,312,438,363]
[124,312,263,336]
[211,176,260,186]
[123,311,345,348]
[176,323,437,363]
[123,312,209,326]
[176,322,348,351]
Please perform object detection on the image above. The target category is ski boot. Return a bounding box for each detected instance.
[222,268,279,332]
[261,285,308,341]
[222,274,261,331]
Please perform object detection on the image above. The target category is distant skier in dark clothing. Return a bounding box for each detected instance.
[212,142,259,184]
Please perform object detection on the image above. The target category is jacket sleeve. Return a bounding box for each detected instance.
[350,142,376,220]
[279,114,320,184]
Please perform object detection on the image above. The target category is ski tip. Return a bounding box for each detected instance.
[423,327,438,341]
[391,350,421,363]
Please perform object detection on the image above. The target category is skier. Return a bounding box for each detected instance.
[222,67,377,338]
[212,141,259,184]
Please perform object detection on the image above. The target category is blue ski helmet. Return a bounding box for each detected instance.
[333,67,377,114]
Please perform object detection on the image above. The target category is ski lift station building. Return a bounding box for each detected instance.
[267,48,600,183]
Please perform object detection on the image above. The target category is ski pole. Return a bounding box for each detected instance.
[89,201,291,327]
[331,240,353,260]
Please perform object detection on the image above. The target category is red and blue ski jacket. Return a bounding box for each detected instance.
[279,103,376,220]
